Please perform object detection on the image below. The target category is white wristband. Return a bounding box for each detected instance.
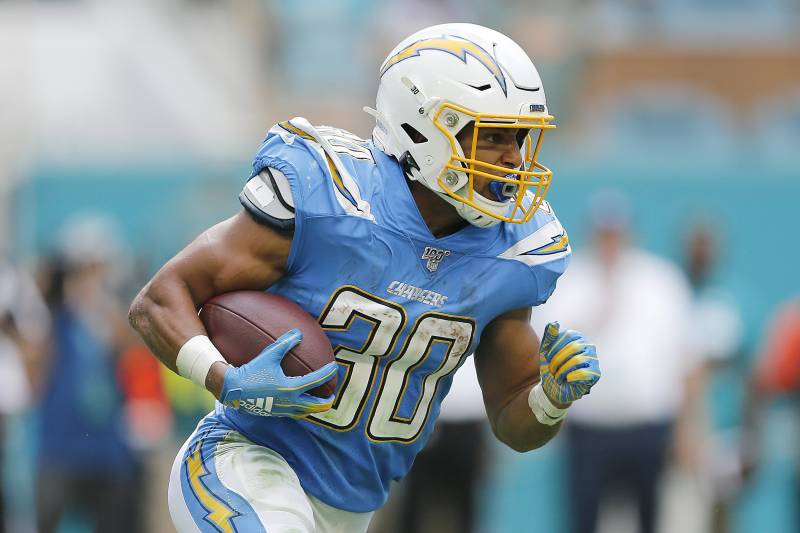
[176,335,226,389]
[528,382,568,426]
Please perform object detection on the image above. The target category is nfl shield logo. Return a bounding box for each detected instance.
[421,246,451,272]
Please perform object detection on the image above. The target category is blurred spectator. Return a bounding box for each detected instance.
[34,215,143,533]
[116,344,173,452]
[533,191,695,533]
[741,296,800,494]
[677,220,744,533]
[0,257,49,533]
[397,357,490,533]
[683,222,743,371]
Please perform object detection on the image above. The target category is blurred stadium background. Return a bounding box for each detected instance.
[1,0,798,532]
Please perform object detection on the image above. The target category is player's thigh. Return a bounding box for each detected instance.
[168,417,316,533]
[308,494,374,533]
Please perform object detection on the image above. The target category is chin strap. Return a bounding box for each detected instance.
[439,187,504,228]
[404,165,506,228]
[456,202,503,228]
[400,151,421,176]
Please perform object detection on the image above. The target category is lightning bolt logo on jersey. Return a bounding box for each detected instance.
[216,117,570,513]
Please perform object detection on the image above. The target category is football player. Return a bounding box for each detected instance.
[130,23,601,533]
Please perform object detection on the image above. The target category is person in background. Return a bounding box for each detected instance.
[0,256,50,533]
[533,190,694,533]
[35,215,143,533]
[740,296,800,510]
[677,220,744,533]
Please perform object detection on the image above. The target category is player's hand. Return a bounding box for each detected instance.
[220,329,337,418]
[538,321,600,406]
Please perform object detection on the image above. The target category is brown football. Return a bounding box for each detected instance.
[199,291,337,398]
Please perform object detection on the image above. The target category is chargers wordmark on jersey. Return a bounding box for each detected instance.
[387,281,449,307]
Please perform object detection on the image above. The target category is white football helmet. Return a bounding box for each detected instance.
[367,23,555,227]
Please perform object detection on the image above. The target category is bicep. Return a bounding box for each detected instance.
[474,307,541,420]
[155,209,292,306]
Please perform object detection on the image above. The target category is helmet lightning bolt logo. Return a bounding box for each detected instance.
[186,443,238,532]
[380,36,508,95]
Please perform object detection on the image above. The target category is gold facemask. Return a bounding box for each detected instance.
[433,102,556,224]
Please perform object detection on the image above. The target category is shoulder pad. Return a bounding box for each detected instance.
[239,168,295,232]
[272,119,374,163]
[268,118,375,221]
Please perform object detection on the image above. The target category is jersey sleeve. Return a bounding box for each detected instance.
[238,120,327,274]
[531,248,571,306]
[497,200,572,307]
[246,118,374,222]
[241,118,375,273]
[245,120,331,222]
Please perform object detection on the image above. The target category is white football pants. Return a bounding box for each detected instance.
[168,415,374,533]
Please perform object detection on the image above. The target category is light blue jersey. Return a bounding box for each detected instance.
[217,118,571,512]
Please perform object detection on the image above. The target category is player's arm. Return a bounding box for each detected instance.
[474,307,600,452]
[128,210,291,398]
[475,308,558,451]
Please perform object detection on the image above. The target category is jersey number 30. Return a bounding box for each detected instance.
[307,286,475,443]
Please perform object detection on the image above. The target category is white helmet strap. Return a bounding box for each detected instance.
[405,165,504,228]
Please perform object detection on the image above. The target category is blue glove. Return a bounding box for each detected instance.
[538,321,601,405]
[220,329,338,418]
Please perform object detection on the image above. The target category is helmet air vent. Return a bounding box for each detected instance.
[401,123,428,144]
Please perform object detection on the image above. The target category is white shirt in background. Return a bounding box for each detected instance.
[532,248,694,427]
[0,261,50,415]
[440,357,486,423]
